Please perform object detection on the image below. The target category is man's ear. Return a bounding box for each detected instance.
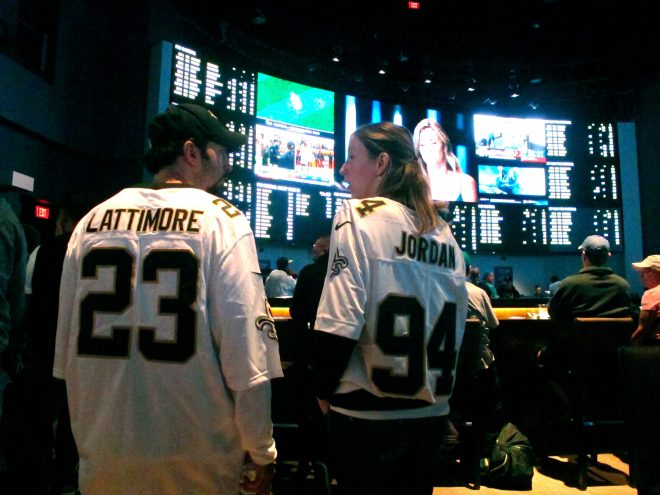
[182,140,201,165]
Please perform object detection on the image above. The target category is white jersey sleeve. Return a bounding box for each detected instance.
[315,197,468,420]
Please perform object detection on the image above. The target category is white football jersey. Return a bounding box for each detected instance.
[53,186,282,495]
[315,197,467,420]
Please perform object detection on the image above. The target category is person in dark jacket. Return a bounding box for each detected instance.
[548,235,633,323]
[289,235,330,333]
[16,191,97,495]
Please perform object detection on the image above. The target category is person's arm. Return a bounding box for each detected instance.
[310,203,364,405]
[0,224,14,353]
[310,330,356,401]
[289,267,311,323]
[233,382,276,495]
[207,220,283,489]
[53,231,80,379]
[548,284,567,320]
[286,274,297,292]
[482,292,499,329]
[0,209,26,358]
[631,309,656,346]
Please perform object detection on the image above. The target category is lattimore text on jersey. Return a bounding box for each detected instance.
[85,208,204,233]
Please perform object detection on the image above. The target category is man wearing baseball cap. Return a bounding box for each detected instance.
[631,255,660,345]
[548,234,633,323]
[53,103,282,495]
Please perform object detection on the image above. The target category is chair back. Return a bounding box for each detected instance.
[570,317,634,421]
[619,345,660,494]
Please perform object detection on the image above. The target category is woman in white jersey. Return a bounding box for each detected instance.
[311,122,468,494]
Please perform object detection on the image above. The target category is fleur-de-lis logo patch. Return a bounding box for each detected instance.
[330,248,348,277]
[256,315,278,340]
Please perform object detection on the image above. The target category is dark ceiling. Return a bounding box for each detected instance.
[176,0,658,117]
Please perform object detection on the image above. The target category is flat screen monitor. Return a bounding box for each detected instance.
[474,114,548,163]
[155,42,625,253]
[477,165,547,198]
[158,41,344,246]
[254,73,336,187]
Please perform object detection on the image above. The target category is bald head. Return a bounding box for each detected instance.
[312,235,331,260]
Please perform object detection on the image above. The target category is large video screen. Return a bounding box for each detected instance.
[163,42,346,245]
[467,114,622,253]
[477,165,547,198]
[254,73,336,187]
[473,114,549,163]
[157,42,624,253]
[338,96,623,253]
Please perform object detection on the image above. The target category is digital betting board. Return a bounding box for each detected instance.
[159,41,624,252]
[167,42,348,245]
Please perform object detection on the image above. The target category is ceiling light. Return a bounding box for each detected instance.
[378,69,386,75]
[331,46,343,63]
[424,78,432,84]
[251,10,266,25]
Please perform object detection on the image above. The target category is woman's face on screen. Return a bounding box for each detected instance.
[418,127,445,167]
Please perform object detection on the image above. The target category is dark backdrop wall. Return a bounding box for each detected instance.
[635,78,660,256]
[0,0,151,217]
[1,0,658,263]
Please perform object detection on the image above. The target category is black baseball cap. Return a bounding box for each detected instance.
[148,103,246,152]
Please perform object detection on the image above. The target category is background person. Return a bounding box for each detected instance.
[22,223,40,303]
[290,235,330,333]
[264,256,297,299]
[15,191,98,495]
[539,234,634,412]
[548,235,633,323]
[0,195,27,479]
[481,271,498,300]
[631,255,660,345]
[53,103,282,495]
[279,140,296,170]
[311,122,468,495]
[497,277,520,299]
[413,118,477,203]
[548,275,561,297]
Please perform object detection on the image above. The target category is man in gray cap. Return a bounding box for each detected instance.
[538,235,634,420]
[53,103,282,495]
[548,234,633,323]
[631,255,660,345]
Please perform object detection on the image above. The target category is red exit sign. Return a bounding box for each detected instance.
[408,1,421,9]
[35,204,50,220]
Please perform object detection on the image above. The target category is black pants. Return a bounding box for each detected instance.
[328,411,447,495]
[12,361,78,494]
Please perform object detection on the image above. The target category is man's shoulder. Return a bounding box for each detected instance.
[644,284,660,300]
[558,272,583,286]
[466,281,487,297]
